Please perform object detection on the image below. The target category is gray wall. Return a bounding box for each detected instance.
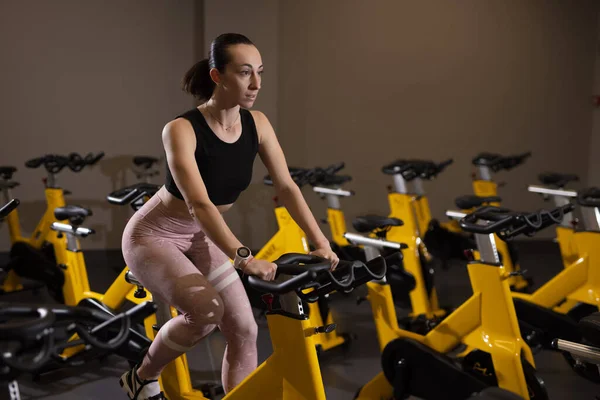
[0,0,196,250]
[277,1,598,239]
[1,1,599,252]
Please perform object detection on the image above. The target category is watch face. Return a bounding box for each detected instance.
[237,247,250,258]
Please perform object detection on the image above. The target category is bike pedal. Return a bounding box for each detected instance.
[315,323,336,334]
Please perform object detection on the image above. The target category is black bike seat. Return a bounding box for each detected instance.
[471,152,503,167]
[455,195,502,210]
[382,159,432,178]
[0,166,17,179]
[353,215,404,233]
[54,205,92,223]
[133,156,159,168]
[579,312,600,347]
[538,172,579,188]
[317,174,352,186]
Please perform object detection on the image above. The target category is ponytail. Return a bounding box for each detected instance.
[181,58,215,102]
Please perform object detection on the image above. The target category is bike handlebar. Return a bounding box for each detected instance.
[459,204,573,239]
[25,152,105,174]
[246,253,387,303]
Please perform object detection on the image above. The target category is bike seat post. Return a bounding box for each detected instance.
[478,166,492,181]
[325,191,341,210]
[393,174,409,194]
[412,178,425,196]
[474,233,501,264]
[581,205,600,232]
[47,172,56,188]
[1,181,10,203]
[51,222,79,251]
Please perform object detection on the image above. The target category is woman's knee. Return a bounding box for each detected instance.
[239,317,258,341]
[184,290,225,327]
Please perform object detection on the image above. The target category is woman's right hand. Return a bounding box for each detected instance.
[243,258,277,281]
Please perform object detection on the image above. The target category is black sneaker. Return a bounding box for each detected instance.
[119,364,167,400]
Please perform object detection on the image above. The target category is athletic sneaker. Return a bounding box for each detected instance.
[119,363,167,400]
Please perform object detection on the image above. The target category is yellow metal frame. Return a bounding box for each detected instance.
[357,259,535,399]
[472,181,529,291]
[513,231,600,315]
[224,313,327,399]
[327,208,350,247]
[255,205,347,353]
[2,188,69,292]
[386,192,445,319]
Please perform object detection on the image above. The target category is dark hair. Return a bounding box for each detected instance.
[182,33,255,101]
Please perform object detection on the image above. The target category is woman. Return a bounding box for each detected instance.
[119,33,339,400]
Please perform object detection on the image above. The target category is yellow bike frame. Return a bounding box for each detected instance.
[513,230,600,315]
[386,192,445,319]
[254,204,348,353]
[2,187,69,292]
[356,234,536,399]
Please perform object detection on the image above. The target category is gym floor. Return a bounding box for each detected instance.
[1,240,598,400]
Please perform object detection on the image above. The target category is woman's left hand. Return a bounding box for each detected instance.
[310,246,340,270]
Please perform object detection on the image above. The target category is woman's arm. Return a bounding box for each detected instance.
[253,111,336,262]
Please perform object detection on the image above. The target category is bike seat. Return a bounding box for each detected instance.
[577,187,600,208]
[455,195,502,210]
[133,156,159,169]
[538,172,579,188]
[317,174,352,186]
[382,159,428,179]
[54,205,92,224]
[352,215,404,233]
[0,166,17,180]
[472,152,503,167]
[578,312,600,347]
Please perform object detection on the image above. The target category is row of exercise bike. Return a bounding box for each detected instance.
[0,150,599,399]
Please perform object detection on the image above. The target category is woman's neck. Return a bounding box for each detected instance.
[203,97,240,125]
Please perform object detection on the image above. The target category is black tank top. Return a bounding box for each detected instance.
[165,108,259,205]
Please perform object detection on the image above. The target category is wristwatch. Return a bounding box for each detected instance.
[233,246,252,269]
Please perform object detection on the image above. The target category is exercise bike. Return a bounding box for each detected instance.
[351,204,570,400]
[1,153,104,299]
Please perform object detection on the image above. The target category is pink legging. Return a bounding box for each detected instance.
[121,187,257,393]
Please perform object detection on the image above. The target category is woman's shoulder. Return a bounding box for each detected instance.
[163,115,196,142]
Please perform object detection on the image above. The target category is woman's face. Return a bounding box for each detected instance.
[218,44,263,108]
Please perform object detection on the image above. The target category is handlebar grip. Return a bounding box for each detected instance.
[578,188,600,208]
[24,157,44,169]
[73,312,131,351]
[325,162,345,174]
[459,207,515,234]
[247,269,317,294]
[274,253,326,266]
[2,333,55,372]
[353,256,387,286]
[437,158,454,170]
[86,152,105,165]
[0,199,20,219]
[0,305,55,339]
[107,187,141,205]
